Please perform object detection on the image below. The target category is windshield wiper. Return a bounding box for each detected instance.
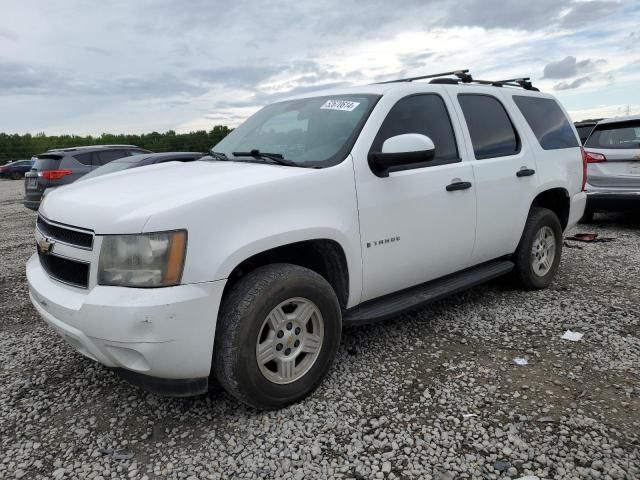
[209,151,229,161]
[232,149,299,167]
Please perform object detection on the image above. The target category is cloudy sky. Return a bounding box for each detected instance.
[1,0,639,135]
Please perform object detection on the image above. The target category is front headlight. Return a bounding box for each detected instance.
[98,230,187,287]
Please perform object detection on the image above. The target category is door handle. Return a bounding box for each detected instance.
[446,181,472,191]
[516,168,536,177]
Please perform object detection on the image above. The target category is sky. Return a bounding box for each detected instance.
[0,0,639,135]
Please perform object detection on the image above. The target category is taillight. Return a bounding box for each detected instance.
[585,151,606,163]
[40,169,73,180]
[580,147,587,192]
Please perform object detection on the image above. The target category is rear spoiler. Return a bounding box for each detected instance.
[35,153,64,160]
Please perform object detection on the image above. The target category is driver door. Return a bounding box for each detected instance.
[353,92,477,302]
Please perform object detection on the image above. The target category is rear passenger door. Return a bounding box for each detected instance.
[449,90,539,264]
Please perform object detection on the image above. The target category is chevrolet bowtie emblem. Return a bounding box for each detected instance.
[38,237,55,254]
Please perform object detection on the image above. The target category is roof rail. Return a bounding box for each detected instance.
[376,69,472,84]
[47,144,138,152]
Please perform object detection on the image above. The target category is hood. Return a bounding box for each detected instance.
[40,160,313,233]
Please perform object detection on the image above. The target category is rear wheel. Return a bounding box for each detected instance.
[513,207,563,289]
[214,264,341,410]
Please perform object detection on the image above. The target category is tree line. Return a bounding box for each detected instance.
[0,126,233,163]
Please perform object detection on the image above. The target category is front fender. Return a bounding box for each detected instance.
[143,157,364,307]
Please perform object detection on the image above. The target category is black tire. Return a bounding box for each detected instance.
[214,263,342,410]
[10,172,22,180]
[513,207,563,290]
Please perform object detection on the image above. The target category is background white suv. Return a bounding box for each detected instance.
[27,71,586,409]
[582,114,640,221]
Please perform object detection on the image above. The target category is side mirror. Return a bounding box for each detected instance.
[368,134,436,177]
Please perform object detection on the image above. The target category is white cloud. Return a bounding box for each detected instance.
[0,0,639,134]
[568,104,640,121]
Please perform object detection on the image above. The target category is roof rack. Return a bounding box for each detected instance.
[376,69,473,84]
[376,69,538,91]
[472,77,539,91]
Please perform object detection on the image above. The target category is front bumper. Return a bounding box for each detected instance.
[27,254,226,394]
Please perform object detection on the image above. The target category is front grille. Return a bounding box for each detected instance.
[37,216,93,249]
[38,249,90,288]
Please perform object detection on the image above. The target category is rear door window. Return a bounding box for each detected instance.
[458,94,520,159]
[96,150,129,166]
[513,96,579,150]
[585,120,640,150]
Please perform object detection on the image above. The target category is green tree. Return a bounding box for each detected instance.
[0,126,233,163]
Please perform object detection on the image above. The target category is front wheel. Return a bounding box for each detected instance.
[10,172,22,180]
[214,264,342,410]
[513,207,563,290]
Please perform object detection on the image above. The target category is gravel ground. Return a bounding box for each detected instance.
[1,179,639,480]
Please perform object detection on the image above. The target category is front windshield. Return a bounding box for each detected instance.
[213,94,379,167]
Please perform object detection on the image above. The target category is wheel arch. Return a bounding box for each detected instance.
[530,187,570,231]
[221,238,351,310]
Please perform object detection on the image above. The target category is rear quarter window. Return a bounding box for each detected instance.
[74,152,94,165]
[513,96,579,150]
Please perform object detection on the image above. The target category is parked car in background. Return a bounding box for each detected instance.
[27,70,586,410]
[582,114,640,221]
[78,152,206,182]
[1,159,35,179]
[574,119,602,144]
[23,145,151,210]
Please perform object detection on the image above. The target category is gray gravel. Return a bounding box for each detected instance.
[1,179,639,480]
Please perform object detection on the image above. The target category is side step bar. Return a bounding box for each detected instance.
[343,260,515,326]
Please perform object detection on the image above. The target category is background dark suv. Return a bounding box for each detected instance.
[1,159,35,179]
[23,145,151,210]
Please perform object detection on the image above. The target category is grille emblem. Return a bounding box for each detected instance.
[38,237,55,255]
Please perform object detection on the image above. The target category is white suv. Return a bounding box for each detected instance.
[27,71,587,409]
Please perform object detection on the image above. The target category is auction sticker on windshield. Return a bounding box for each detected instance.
[320,100,361,112]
